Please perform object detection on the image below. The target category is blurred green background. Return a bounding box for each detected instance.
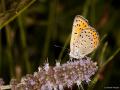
[0,0,120,90]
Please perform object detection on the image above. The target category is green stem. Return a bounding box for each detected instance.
[82,0,91,18]
[58,34,71,60]
[5,26,14,77]
[90,0,96,25]
[99,42,108,66]
[100,34,107,42]
[102,48,120,68]
[0,31,2,75]
[0,0,5,76]
[18,14,31,73]
[1,0,14,77]
[88,48,120,90]
[42,0,56,57]
[87,74,99,90]
[0,0,36,29]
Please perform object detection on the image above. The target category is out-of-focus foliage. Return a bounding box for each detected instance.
[0,0,120,90]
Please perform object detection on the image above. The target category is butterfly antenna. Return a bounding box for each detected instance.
[53,45,70,52]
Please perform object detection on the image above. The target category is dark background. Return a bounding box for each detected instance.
[0,0,120,90]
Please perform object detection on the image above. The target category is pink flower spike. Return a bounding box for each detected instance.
[44,63,49,72]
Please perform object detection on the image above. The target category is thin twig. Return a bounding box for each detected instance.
[0,0,36,29]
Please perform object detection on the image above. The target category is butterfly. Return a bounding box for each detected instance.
[69,15,99,59]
